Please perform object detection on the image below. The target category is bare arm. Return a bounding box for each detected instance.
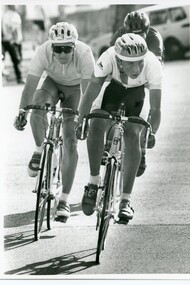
[78,74,106,121]
[81,78,90,96]
[149,89,161,134]
[19,74,41,112]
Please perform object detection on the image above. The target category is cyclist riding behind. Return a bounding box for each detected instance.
[76,33,163,221]
[110,11,164,177]
[110,11,164,62]
[14,22,95,221]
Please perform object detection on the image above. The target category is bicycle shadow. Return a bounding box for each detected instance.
[4,248,97,275]
[4,230,36,251]
[4,203,83,250]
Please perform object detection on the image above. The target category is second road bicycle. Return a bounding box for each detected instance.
[80,103,151,264]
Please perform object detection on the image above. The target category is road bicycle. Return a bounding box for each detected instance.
[19,103,78,241]
[80,103,151,264]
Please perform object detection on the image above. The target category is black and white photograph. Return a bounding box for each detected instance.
[1,0,190,282]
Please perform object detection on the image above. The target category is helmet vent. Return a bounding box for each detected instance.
[140,44,144,53]
[127,46,132,54]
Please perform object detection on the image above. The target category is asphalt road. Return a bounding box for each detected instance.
[1,59,190,278]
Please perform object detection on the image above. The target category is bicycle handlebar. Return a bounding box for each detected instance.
[83,112,151,128]
[79,112,151,140]
[22,104,78,115]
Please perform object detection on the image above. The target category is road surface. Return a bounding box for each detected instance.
[1,59,190,278]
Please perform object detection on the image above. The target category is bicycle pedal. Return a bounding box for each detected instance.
[54,216,68,223]
[49,193,55,200]
[117,218,129,225]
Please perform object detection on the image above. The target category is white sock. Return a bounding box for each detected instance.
[89,175,100,186]
[35,145,43,153]
[59,192,69,203]
[121,193,131,202]
[55,185,69,203]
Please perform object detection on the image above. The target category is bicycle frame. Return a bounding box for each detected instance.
[97,121,125,223]
[44,110,63,193]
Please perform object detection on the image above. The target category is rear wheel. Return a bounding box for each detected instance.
[96,162,116,264]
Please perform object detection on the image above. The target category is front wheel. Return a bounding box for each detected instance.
[51,143,63,221]
[34,146,53,241]
[96,162,116,264]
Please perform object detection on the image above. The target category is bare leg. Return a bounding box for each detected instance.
[30,89,57,147]
[30,110,47,146]
[61,120,78,195]
[81,111,109,216]
[122,123,143,195]
[117,123,144,221]
[87,112,109,177]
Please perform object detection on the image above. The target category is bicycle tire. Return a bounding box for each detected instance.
[51,141,63,221]
[46,148,54,230]
[34,146,52,240]
[96,161,116,264]
[46,198,51,230]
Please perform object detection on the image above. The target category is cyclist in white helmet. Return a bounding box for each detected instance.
[76,33,163,221]
[110,11,164,178]
[14,22,95,221]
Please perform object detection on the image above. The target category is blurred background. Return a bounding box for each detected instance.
[1,3,190,85]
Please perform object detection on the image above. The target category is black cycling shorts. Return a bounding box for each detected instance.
[101,79,145,117]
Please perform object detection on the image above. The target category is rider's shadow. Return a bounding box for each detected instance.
[4,203,84,251]
[4,203,82,229]
[4,248,97,275]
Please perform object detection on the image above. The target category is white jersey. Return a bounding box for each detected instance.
[94,46,163,90]
[28,40,95,86]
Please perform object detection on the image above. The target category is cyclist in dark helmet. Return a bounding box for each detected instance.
[110,11,164,177]
[110,11,164,63]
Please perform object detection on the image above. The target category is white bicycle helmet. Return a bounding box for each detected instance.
[48,22,78,44]
[114,33,147,61]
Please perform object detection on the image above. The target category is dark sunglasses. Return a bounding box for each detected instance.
[52,45,74,54]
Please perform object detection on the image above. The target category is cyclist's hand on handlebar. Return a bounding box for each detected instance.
[75,121,89,140]
[14,109,27,131]
[147,133,156,149]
